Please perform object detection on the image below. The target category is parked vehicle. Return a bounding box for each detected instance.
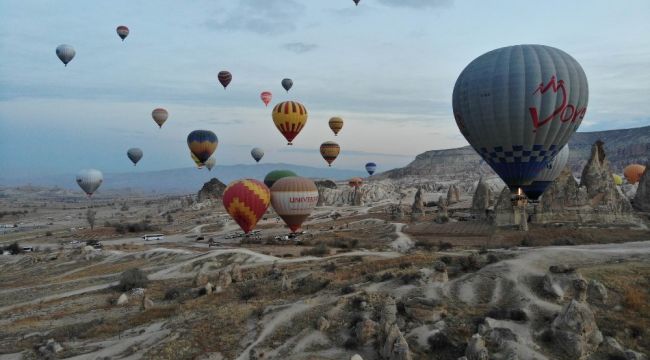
[142,234,164,241]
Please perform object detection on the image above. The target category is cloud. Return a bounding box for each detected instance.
[204,0,306,36]
[283,42,318,54]
[377,0,453,9]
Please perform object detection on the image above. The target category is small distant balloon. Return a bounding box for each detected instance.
[205,156,216,171]
[251,147,264,163]
[365,162,377,175]
[353,0,360,5]
[127,148,143,166]
[260,91,272,107]
[218,71,232,89]
[281,78,293,92]
[613,174,623,186]
[151,108,168,128]
[116,25,129,41]
[76,169,103,196]
[320,141,340,167]
[56,44,75,66]
[329,117,343,136]
[187,130,218,164]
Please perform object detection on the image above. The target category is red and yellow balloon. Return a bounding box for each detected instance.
[223,179,271,234]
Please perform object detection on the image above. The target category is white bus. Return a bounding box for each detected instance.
[142,234,165,241]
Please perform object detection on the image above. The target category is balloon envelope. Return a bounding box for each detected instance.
[56,44,75,66]
[353,0,360,5]
[264,170,297,188]
[223,179,270,233]
[187,130,218,163]
[329,117,344,136]
[613,174,623,186]
[270,176,318,232]
[281,78,293,92]
[452,44,588,191]
[260,91,272,106]
[116,25,129,41]
[624,164,646,184]
[365,162,377,175]
[272,101,308,145]
[251,147,264,163]
[151,108,168,128]
[76,169,103,196]
[218,71,232,89]
[205,156,216,171]
[521,145,569,200]
[320,141,340,167]
[191,152,204,168]
[127,148,143,166]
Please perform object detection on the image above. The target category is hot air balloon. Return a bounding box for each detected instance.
[452,45,588,192]
[223,179,271,233]
[264,170,297,188]
[365,162,377,175]
[56,44,75,66]
[205,156,216,171]
[320,141,340,167]
[127,148,143,166]
[281,78,293,92]
[187,130,218,164]
[116,25,129,41]
[329,117,344,136]
[521,145,569,200]
[191,152,204,168]
[251,147,264,163]
[613,174,623,186]
[624,164,646,184]
[270,176,318,233]
[353,0,360,5]
[218,71,232,89]
[76,169,103,196]
[272,101,308,145]
[349,177,363,188]
[151,108,168,128]
[260,91,272,107]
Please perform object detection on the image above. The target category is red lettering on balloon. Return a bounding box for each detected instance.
[528,75,586,129]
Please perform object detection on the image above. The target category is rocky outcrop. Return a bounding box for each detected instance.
[230,264,243,283]
[381,323,411,360]
[193,271,209,287]
[217,271,232,289]
[447,185,460,204]
[587,280,607,304]
[317,316,330,332]
[471,178,492,219]
[281,274,292,291]
[355,318,379,345]
[633,164,650,211]
[431,261,449,283]
[411,188,424,219]
[197,178,227,202]
[141,295,154,310]
[317,181,398,206]
[543,265,585,300]
[493,187,514,226]
[436,196,448,223]
[465,334,489,360]
[117,293,129,305]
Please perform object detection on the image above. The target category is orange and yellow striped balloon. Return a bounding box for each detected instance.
[320,141,340,167]
[223,179,270,234]
[272,101,308,145]
[329,117,343,136]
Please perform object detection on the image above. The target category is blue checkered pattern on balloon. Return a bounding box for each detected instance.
[477,144,559,188]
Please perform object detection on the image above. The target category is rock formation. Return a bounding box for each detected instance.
[447,184,460,204]
[633,164,650,211]
[465,334,489,360]
[316,316,330,332]
[230,264,243,282]
[117,293,129,305]
[193,271,209,287]
[281,273,292,291]
[141,295,154,310]
[355,318,379,345]
[217,271,232,289]
[436,196,448,223]
[493,187,515,226]
[197,178,227,202]
[411,188,424,219]
[431,261,449,283]
[471,178,492,219]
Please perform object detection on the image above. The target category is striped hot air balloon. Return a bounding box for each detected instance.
[76,169,103,196]
[218,71,232,89]
[329,117,344,136]
[272,101,308,145]
[151,108,168,128]
[223,179,271,234]
[127,148,143,166]
[116,25,129,41]
[521,145,569,200]
[320,141,340,167]
[56,44,75,66]
[260,91,272,107]
[365,162,377,175]
[187,130,218,164]
[264,170,297,188]
[191,152,204,169]
[348,177,363,188]
[452,45,588,192]
[624,164,646,184]
[270,176,318,233]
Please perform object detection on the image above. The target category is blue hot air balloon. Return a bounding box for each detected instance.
[452,44,588,191]
[365,162,377,175]
[187,130,218,164]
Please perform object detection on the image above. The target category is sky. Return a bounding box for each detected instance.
[1,0,649,178]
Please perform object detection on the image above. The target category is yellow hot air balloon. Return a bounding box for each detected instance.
[613,174,623,186]
[320,141,340,167]
[329,117,343,136]
[272,101,308,145]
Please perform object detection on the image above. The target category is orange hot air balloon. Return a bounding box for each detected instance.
[270,176,319,233]
[348,177,363,188]
[260,91,272,107]
[152,108,168,128]
[223,179,270,234]
[320,141,340,167]
[329,117,344,136]
[272,101,308,145]
[624,164,646,184]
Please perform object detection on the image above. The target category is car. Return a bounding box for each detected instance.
[208,240,222,247]
[69,240,80,245]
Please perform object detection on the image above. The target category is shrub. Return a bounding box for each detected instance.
[238,283,257,302]
[428,332,452,350]
[323,262,337,272]
[440,256,452,265]
[4,242,21,255]
[622,286,645,311]
[552,238,576,246]
[399,262,411,269]
[45,231,53,236]
[300,242,329,257]
[438,241,453,251]
[487,253,499,264]
[164,287,187,301]
[341,285,355,294]
[415,240,435,251]
[400,271,421,284]
[380,272,394,282]
[118,268,149,291]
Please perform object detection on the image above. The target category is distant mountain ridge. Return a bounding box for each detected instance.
[376,125,650,180]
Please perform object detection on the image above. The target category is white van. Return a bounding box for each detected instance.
[142,234,165,241]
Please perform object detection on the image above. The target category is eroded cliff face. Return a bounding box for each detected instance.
[633,165,650,211]
[197,178,227,202]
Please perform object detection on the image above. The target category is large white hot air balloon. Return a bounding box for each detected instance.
[521,144,569,200]
[56,44,76,66]
[452,44,588,192]
[76,169,103,196]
